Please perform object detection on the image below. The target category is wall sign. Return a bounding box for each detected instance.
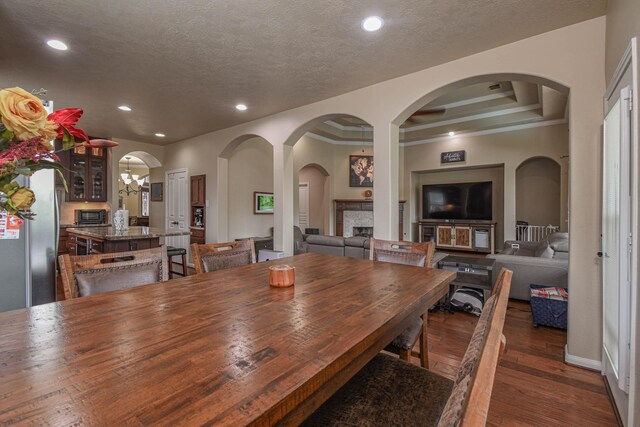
[441,150,466,164]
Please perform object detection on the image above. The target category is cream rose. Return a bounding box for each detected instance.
[9,187,35,211]
[0,87,58,142]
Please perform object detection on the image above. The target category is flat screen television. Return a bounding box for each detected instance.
[422,181,492,220]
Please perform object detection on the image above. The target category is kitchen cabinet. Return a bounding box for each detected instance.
[190,175,206,244]
[56,142,108,202]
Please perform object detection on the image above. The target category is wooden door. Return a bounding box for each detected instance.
[454,226,472,249]
[436,226,453,247]
[88,148,107,201]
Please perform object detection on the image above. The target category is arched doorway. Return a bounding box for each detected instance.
[219,135,274,241]
[117,151,163,228]
[516,156,563,240]
[394,74,570,246]
[297,164,330,235]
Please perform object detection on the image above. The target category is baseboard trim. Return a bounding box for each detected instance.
[564,345,602,371]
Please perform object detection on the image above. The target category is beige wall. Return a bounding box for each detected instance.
[227,137,274,239]
[416,166,505,248]
[159,18,605,364]
[516,157,561,227]
[299,165,328,234]
[148,167,165,229]
[606,0,640,82]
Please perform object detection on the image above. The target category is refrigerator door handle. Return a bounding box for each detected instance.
[54,190,60,259]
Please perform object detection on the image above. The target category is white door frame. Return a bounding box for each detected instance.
[299,181,309,232]
[603,37,638,427]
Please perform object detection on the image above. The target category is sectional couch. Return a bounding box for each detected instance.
[304,234,447,268]
[486,232,569,300]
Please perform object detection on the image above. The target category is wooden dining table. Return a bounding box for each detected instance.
[0,252,455,426]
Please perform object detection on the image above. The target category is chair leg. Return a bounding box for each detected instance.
[181,254,187,276]
[398,348,411,362]
[168,255,174,279]
[420,313,429,369]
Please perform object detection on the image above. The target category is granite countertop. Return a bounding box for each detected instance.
[66,226,190,241]
[60,224,112,229]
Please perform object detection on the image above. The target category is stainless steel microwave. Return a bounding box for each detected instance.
[74,209,107,225]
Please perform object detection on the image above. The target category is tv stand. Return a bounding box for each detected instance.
[419,220,496,254]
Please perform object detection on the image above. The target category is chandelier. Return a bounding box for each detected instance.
[119,157,146,195]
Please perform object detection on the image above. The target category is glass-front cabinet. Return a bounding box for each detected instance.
[70,150,87,201]
[59,143,108,202]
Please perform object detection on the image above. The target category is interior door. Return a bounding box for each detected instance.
[299,182,309,232]
[602,85,632,403]
[166,169,190,259]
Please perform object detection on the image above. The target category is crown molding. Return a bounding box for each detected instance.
[304,118,567,148]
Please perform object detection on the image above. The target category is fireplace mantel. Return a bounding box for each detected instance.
[334,199,406,239]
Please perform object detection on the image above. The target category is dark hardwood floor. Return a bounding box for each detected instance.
[420,300,619,426]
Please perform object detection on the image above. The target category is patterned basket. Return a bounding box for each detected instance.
[529,284,568,330]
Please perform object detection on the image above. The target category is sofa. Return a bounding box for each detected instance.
[305,234,447,268]
[486,232,569,301]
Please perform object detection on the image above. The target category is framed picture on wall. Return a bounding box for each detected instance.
[254,192,274,214]
[150,182,163,201]
[349,155,373,187]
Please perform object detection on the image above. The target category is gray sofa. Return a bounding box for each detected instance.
[487,232,569,301]
[305,234,447,268]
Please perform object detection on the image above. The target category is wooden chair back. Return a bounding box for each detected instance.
[58,246,169,300]
[369,238,435,268]
[459,268,512,426]
[191,239,256,274]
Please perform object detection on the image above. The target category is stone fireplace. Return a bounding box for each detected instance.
[334,199,406,239]
[353,227,374,237]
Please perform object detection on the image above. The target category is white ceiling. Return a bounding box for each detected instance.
[0,0,605,145]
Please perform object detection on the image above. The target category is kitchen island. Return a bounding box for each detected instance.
[65,226,190,255]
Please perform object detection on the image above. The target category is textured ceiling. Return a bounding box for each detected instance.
[0,0,605,145]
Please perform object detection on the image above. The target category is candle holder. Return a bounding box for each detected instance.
[269,265,295,288]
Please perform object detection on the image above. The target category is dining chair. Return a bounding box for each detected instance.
[191,239,256,274]
[59,246,169,299]
[369,238,436,368]
[301,268,513,427]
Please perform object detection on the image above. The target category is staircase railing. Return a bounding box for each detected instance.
[515,224,559,242]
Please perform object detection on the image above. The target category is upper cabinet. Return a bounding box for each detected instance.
[191,175,206,206]
[56,142,108,202]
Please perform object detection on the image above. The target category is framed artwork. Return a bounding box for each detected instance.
[150,182,163,201]
[349,155,373,187]
[254,191,274,214]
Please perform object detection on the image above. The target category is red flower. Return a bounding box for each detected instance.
[47,108,89,142]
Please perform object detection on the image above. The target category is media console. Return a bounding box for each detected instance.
[419,220,496,254]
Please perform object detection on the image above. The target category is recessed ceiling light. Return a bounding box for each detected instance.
[362,16,384,32]
[235,104,248,111]
[46,39,68,50]
[448,131,455,137]
[118,105,132,112]
[155,133,165,137]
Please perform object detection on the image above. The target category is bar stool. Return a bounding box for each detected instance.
[166,246,187,279]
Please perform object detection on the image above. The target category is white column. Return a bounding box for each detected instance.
[503,164,517,241]
[216,157,228,242]
[373,122,400,240]
[273,144,294,255]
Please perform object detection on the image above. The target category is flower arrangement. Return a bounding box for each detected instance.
[0,87,93,220]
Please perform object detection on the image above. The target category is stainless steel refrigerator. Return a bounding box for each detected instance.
[0,170,59,312]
